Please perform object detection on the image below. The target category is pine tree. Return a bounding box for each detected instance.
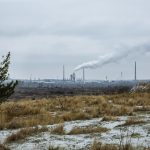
[0,52,18,103]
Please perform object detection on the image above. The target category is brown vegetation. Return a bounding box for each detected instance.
[91,141,118,150]
[5,126,48,143]
[51,124,65,135]
[102,116,117,121]
[68,126,108,135]
[48,146,61,150]
[0,144,10,150]
[0,92,150,130]
[107,92,150,107]
[90,140,150,150]
[121,117,145,126]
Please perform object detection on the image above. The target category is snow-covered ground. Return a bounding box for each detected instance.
[0,113,150,150]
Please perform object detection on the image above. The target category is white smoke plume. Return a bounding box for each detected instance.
[74,44,150,71]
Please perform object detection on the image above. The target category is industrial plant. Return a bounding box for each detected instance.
[10,61,150,100]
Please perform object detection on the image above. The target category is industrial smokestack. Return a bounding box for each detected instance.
[135,61,137,81]
[83,68,85,83]
[30,74,32,83]
[121,72,123,80]
[106,76,108,81]
[63,65,65,81]
[73,72,76,82]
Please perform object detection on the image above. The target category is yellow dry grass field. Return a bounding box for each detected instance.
[0,93,150,130]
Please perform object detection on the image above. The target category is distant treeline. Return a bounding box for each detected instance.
[11,85,133,99]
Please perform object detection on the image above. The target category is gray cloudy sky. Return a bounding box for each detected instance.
[0,0,150,80]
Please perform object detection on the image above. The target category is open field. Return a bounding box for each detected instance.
[0,92,150,150]
[1,0,150,149]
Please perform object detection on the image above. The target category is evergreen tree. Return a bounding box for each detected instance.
[0,52,18,103]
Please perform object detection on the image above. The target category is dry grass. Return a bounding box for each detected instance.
[134,106,150,112]
[106,93,150,107]
[0,93,150,149]
[102,116,117,121]
[0,113,53,130]
[90,140,141,150]
[121,117,145,126]
[0,92,150,130]
[68,126,108,135]
[61,111,90,121]
[48,146,61,150]
[0,144,10,150]
[51,124,65,135]
[5,126,48,143]
[50,124,108,135]
[91,140,118,150]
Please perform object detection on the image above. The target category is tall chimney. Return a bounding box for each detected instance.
[121,72,123,80]
[63,65,65,81]
[83,68,85,83]
[135,61,137,81]
[106,76,107,81]
[30,74,32,83]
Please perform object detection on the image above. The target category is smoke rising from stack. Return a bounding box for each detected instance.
[74,44,150,71]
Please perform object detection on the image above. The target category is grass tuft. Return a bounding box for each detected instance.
[102,116,117,121]
[121,117,145,126]
[68,126,108,135]
[48,146,61,150]
[51,124,65,135]
[91,140,118,150]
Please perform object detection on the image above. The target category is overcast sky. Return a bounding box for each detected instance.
[0,0,150,80]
